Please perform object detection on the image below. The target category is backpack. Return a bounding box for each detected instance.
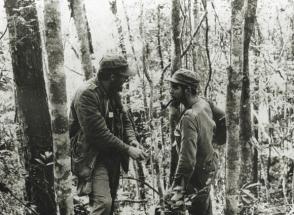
[208,101,226,145]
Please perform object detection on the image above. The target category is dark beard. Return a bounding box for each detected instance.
[171,98,180,107]
[109,81,123,95]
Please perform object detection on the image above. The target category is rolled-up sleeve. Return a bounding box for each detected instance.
[174,114,198,186]
[75,89,129,154]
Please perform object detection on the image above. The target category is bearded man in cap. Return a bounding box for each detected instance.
[69,54,147,215]
[166,68,220,215]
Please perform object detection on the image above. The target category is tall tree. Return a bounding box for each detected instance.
[169,0,182,184]
[121,0,148,113]
[290,5,294,204]
[225,0,244,214]
[157,3,168,189]
[139,0,163,202]
[239,0,258,187]
[109,0,127,57]
[239,0,258,212]
[121,0,141,79]
[192,0,200,73]
[4,0,57,214]
[252,21,263,187]
[109,0,131,105]
[69,0,94,80]
[44,0,73,214]
[201,0,213,97]
[109,0,146,200]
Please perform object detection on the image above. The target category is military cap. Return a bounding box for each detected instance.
[167,68,200,87]
[99,54,135,77]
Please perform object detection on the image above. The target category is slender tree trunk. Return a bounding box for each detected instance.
[253,22,264,187]
[121,0,149,116]
[157,4,165,145]
[127,110,146,200]
[121,0,141,79]
[139,0,162,202]
[5,0,57,214]
[202,0,213,97]
[109,1,147,200]
[157,4,169,190]
[109,0,127,57]
[291,11,294,205]
[225,0,244,214]
[192,0,200,72]
[169,0,182,185]
[44,1,73,214]
[69,0,93,80]
[109,2,146,200]
[292,17,294,59]
[239,0,257,212]
[252,28,260,197]
[109,0,130,106]
[239,0,257,188]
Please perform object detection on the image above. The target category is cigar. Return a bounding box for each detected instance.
[161,99,173,110]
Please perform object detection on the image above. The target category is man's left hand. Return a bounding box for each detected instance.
[164,186,185,210]
[130,140,140,148]
[131,140,147,152]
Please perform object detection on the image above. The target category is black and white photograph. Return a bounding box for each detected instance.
[0,0,293,214]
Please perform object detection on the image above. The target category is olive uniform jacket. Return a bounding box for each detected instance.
[173,98,217,190]
[69,77,136,189]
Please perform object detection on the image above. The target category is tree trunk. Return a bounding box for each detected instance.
[169,0,182,185]
[109,1,147,200]
[127,110,146,200]
[239,0,257,188]
[109,0,131,106]
[121,0,141,79]
[252,30,260,197]
[157,3,165,142]
[202,0,213,97]
[291,9,294,205]
[139,0,162,201]
[292,17,294,59]
[225,0,244,214]
[121,0,149,116]
[239,0,257,212]
[157,4,169,190]
[192,0,200,72]
[5,0,57,214]
[69,0,93,80]
[109,0,127,57]
[44,1,73,214]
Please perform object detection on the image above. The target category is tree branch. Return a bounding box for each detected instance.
[64,65,83,76]
[250,44,284,79]
[0,25,8,40]
[204,10,212,97]
[122,176,160,195]
[0,182,38,215]
[115,199,148,203]
[181,11,207,58]
[160,11,207,76]
[211,2,226,32]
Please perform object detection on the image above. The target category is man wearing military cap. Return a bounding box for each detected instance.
[69,54,147,215]
[165,68,220,215]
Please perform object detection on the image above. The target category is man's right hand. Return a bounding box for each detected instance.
[127,146,148,160]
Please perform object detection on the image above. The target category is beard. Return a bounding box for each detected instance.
[109,80,123,95]
[170,97,181,107]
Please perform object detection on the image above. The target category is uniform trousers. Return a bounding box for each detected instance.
[89,162,120,215]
